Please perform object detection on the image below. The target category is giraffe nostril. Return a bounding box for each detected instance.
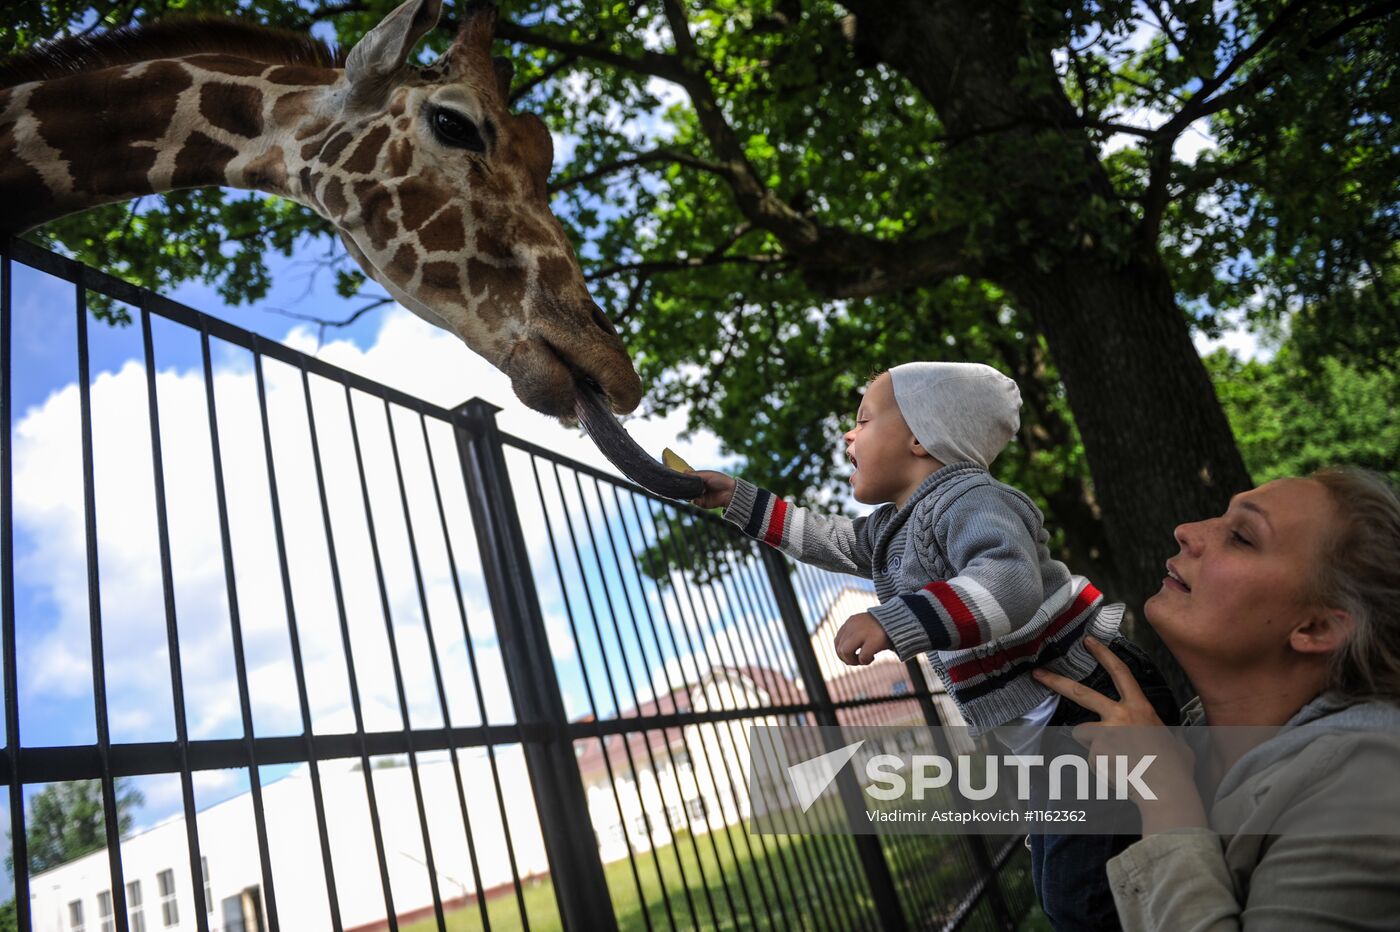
[590,305,619,337]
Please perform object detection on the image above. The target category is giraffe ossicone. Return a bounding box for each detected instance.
[0,0,642,420]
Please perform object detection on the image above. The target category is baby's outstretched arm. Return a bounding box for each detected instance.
[684,473,878,576]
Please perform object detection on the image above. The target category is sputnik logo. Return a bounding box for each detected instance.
[786,740,866,812]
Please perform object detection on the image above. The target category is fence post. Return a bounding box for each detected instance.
[452,399,619,932]
[759,547,910,932]
[902,660,1016,930]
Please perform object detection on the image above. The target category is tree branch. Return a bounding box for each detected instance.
[585,252,786,283]
[493,17,689,84]
[1167,0,1313,133]
[299,2,369,28]
[656,0,822,247]
[261,294,394,342]
[508,3,976,296]
[1140,0,1398,242]
[550,147,734,193]
[509,52,578,105]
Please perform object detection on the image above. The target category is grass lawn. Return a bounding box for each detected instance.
[401,824,1034,931]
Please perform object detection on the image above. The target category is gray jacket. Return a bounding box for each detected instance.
[1108,695,1400,930]
[724,461,1121,732]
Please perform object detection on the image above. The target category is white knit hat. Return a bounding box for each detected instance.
[888,362,1022,468]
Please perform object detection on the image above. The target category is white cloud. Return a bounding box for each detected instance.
[14,306,737,764]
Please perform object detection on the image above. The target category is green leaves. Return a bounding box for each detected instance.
[8,779,145,877]
[6,0,1395,585]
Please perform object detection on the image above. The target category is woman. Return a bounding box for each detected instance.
[1034,467,1400,930]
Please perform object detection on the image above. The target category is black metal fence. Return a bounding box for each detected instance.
[0,237,1035,932]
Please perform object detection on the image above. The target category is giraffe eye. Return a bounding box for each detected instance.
[430,107,486,152]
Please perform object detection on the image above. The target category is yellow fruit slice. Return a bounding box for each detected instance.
[661,447,694,473]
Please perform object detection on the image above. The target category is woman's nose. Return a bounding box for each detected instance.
[1174,520,1204,555]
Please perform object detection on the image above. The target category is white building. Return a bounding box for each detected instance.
[29,751,548,932]
[577,586,968,863]
[32,588,966,930]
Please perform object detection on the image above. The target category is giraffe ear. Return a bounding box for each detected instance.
[345,0,443,100]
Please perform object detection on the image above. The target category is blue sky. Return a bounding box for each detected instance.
[3,236,808,903]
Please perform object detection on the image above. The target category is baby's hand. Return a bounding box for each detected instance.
[689,471,736,510]
[834,612,891,666]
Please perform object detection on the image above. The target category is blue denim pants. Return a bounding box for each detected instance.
[1029,638,1181,932]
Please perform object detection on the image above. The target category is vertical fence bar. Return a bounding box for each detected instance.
[903,657,1015,930]
[141,301,211,932]
[703,524,876,931]
[571,473,703,929]
[197,326,278,932]
[612,488,777,929]
[249,345,341,931]
[419,412,525,931]
[0,246,29,932]
[530,457,658,932]
[595,481,736,928]
[76,272,130,932]
[653,505,835,931]
[341,383,446,931]
[300,369,399,928]
[639,500,809,929]
[683,517,868,932]
[384,401,492,927]
[759,547,910,932]
[452,400,618,932]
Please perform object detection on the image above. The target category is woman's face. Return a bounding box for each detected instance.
[1146,478,1340,666]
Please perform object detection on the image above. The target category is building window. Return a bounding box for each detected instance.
[632,815,650,838]
[158,869,179,927]
[202,857,214,914]
[68,900,85,932]
[127,879,146,932]
[97,891,114,932]
[686,797,707,820]
[221,895,245,932]
[892,681,909,696]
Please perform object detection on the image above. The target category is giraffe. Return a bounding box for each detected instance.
[0,0,642,419]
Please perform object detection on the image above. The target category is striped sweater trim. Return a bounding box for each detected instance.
[739,487,790,547]
[943,582,1102,702]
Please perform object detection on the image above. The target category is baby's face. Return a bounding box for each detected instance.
[842,373,919,504]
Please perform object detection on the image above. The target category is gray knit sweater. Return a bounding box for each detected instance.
[724,462,1121,732]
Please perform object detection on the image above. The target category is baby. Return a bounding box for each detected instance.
[690,361,1178,931]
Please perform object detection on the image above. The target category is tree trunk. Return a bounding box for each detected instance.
[1003,250,1252,691]
[841,0,1255,694]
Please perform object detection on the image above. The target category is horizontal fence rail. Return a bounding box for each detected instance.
[1,237,1033,932]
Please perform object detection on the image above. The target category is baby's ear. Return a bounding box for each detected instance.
[910,437,933,458]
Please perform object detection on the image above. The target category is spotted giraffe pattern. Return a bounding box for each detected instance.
[0,0,641,418]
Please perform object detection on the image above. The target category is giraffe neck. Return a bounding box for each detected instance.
[0,55,346,236]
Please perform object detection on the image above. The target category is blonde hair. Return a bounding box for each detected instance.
[1310,467,1400,704]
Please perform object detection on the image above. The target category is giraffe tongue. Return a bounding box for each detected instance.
[573,381,705,501]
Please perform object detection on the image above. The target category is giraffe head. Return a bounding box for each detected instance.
[304,0,640,417]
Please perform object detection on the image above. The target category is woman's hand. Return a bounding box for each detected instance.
[689,470,736,510]
[1033,637,1207,834]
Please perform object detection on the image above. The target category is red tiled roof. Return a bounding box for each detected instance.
[573,665,802,782]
